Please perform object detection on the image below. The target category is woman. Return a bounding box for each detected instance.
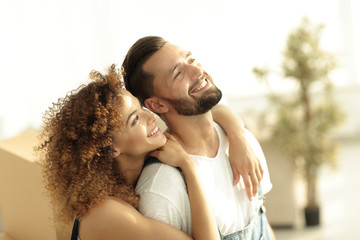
[37,65,259,240]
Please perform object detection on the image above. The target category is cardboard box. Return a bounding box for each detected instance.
[0,131,57,240]
[0,232,14,240]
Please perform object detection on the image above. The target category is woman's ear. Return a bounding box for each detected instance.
[144,97,169,114]
[112,146,121,158]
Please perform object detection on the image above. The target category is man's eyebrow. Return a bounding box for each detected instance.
[126,110,137,124]
[169,62,181,75]
[169,51,193,75]
[186,51,192,58]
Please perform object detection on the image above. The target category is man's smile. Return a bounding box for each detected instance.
[190,78,211,94]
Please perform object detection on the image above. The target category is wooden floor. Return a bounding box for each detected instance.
[274,140,360,239]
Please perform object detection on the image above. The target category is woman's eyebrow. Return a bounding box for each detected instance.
[126,110,137,124]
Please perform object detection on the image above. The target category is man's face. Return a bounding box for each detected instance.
[143,43,222,116]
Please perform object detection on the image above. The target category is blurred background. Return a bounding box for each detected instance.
[0,0,359,239]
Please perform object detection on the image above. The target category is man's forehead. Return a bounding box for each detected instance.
[161,43,186,55]
[143,43,187,73]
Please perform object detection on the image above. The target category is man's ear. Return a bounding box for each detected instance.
[144,97,169,114]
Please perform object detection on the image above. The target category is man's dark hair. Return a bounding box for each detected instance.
[122,36,167,105]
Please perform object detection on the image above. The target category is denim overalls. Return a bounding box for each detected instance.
[220,187,272,240]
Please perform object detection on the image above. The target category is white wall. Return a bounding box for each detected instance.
[0,0,359,140]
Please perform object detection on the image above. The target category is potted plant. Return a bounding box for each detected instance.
[253,18,345,226]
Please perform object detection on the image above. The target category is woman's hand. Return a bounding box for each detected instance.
[228,133,264,200]
[148,132,192,170]
[211,104,264,200]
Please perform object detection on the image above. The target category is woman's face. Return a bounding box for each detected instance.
[113,90,166,157]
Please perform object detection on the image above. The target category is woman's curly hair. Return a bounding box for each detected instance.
[36,64,139,224]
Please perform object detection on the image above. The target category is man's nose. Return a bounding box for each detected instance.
[186,62,203,82]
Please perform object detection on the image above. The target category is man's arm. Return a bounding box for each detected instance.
[211,104,264,200]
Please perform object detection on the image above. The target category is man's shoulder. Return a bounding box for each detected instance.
[136,162,186,194]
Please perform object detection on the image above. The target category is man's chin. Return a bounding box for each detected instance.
[164,87,222,116]
[178,94,222,116]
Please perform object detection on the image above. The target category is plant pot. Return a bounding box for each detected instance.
[304,206,320,226]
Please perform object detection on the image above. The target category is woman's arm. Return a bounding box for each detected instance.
[79,133,219,240]
[79,196,193,240]
[149,133,220,240]
[212,104,264,200]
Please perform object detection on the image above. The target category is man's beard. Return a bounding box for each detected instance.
[164,85,222,116]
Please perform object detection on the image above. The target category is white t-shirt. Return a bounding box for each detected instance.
[135,123,272,236]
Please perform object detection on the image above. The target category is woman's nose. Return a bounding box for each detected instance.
[145,109,156,125]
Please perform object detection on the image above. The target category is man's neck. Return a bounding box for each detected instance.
[163,111,219,158]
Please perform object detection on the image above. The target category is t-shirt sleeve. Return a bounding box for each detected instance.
[135,163,192,235]
[138,191,183,231]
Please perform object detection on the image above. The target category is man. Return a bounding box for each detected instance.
[122,36,274,239]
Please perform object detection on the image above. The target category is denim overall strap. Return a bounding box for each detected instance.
[220,186,271,240]
[143,157,187,190]
[143,156,162,167]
